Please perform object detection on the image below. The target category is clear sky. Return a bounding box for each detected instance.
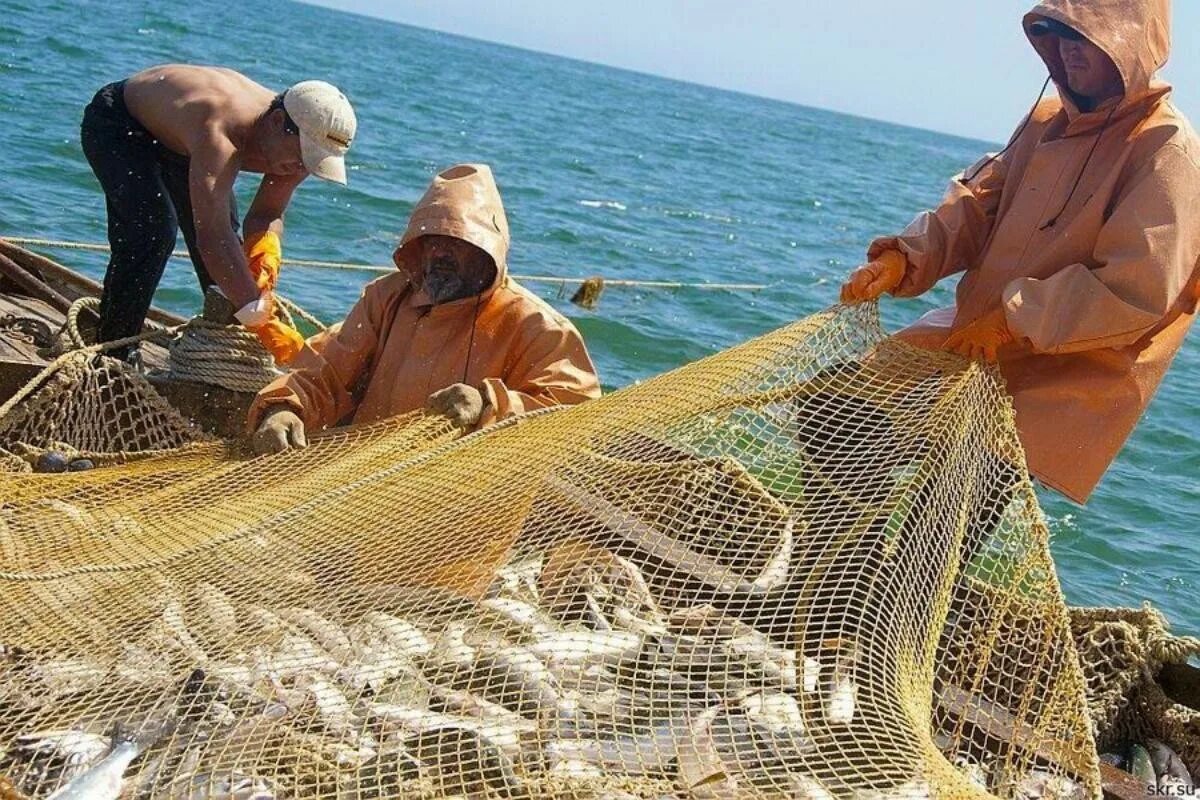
[306,0,1200,143]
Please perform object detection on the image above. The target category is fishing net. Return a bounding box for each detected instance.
[0,349,212,466]
[0,304,1099,799]
[1070,606,1200,777]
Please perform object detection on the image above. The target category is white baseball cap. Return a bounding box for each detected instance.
[283,80,357,185]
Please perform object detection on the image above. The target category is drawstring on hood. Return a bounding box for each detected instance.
[964,76,1053,185]
[1038,102,1119,230]
[463,292,482,385]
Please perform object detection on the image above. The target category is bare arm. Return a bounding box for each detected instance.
[188,129,259,308]
[243,172,305,241]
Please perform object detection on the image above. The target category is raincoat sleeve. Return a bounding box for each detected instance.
[247,278,392,432]
[477,320,601,427]
[1002,142,1200,354]
[869,145,1011,298]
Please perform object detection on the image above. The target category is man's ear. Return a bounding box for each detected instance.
[268,108,288,134]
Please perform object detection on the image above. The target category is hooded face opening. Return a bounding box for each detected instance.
[1024,0,1172,117]
[1056,34,1124,109]
[414,234,497,304]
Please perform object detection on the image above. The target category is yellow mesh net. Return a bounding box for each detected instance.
[0,304,1099,800]
[0,350,212,464]
[1070,606,1200,778]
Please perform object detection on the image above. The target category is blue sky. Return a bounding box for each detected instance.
[308,1,1200,143]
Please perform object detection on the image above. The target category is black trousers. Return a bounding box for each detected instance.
[80,81,237,355]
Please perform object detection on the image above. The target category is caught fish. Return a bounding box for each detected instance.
[802,656,820,694]
[528,629,642,668]
[790,772,836,800]
[430,685,528,727]
[356,612,433,661]
[478,596,558,641]
[826,675,856,724]
[194,583,238,638]
[741,692,804,734]
[463,642,561,717]
[364,662,432,708]
[425,620,477,670]
[164,771,279,800]
[276,607,354,663]
[402,725,526,798]
[1130,744,1157,789]
[46,723,168,800]
[487,557,544,605]
[10,729,109,788]
[1015,770,1086,800]
[824,642,858,725]
[297,676,358,736]
[1147,740,1194,789]
[368,704,534,756]
[546,699,719,777]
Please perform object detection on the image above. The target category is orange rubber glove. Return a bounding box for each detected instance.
[943,308,1014,363]
[248,318,305,366]
[244,231,283,292]
[840,249,907,303]
[234,292,305,367]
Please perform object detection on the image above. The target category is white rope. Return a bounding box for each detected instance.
[2,236,770,291]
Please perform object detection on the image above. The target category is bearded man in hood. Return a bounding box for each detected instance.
[249,164,601,453]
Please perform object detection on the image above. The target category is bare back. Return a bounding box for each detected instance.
[124,65,274,166]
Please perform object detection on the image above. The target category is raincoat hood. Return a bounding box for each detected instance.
[1024,0,1172,118]
[392,163,511,296]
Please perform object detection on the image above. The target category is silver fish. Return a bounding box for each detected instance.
[356,612,433,661]
[1147,739,1194,789]
[478,596,558,641]
[487,557,544,604]
[402,725,526,798]
[528,629,642,668]
[790,772,836,800]
[194,583,238,638]
[463,642,561,717]
[425,620,477,670]
[163,771,279,800]
[369,703,533,761]
[431,685,528,727]
[11,729,109,788]
[1014,770,1086,800]
[161,599,208,663]
[276,607,354,663]
[46,725,167,800]
[546,699,718,777]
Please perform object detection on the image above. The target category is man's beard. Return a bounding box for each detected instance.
[424,258,470,304]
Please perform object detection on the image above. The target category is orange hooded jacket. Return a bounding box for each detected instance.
[249,164,601,431]
[871,0,1200,503]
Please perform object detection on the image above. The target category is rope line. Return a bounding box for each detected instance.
[2,236,769,291]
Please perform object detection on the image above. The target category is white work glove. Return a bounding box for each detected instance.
[252,408,308,455]
[427,383,485,429]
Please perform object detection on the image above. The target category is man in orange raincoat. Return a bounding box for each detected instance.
[842,0,1200,504]
[248,164,601,453]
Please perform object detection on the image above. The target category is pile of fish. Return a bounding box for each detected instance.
[0,544,1088,799]
[1101,741,1194,793]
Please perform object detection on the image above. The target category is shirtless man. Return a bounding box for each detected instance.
[80,65,357,364]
